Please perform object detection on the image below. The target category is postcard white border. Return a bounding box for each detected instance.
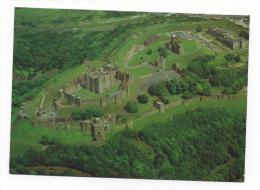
[1,0,260,190]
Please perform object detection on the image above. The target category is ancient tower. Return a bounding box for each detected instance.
[170,34,181,54]
[90,118,110,141]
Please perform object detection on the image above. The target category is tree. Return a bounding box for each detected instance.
[159,96,170,104]
[125,101,138,113]
[157,47,168,57]
[147,49,152,55]
[137,94,149,104]
[166,80,177,95]
[148,82,168,97]
[181,91,194,99]
[196,25,202,32]
[71,108,103,120]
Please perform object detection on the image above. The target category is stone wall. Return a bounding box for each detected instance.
[207,26,243,49]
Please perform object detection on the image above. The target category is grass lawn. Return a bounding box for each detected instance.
[10,121,92,156]
[73,87,99,98]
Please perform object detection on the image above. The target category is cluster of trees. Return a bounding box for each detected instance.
[10,107,246,181]
[224,54,241,63]
[148,75,211,101]
[14,25,128,73]
[187,54,247,95]
[12,75,49,107]
[71,108,103,120]
[39,135,57,146]
[146,54,247,102]
[157,46,168,58]
[196,25,202,32]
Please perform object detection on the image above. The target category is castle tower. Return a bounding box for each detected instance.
[170,34,181,54]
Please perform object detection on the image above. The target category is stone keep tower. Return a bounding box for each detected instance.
[170,34,181,54]
[84,69,113,94]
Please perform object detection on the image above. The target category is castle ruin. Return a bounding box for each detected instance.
[155,56,165,71]
[207,26,243,49]
[144,35,160,46]
[169,34,182,54]
[90,117,110,141]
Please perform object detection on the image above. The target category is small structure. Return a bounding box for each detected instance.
[91,117,110,141]
[155,101,165,113]
[63,91,81,106]
[169,34,182,54]
[80,120,92,133]
[18,111,30,121]
[75,96,81,107]
[144,35,160,46]
[155,56,165,71]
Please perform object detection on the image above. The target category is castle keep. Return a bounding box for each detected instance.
[83,68,115,94]
[207,26,243,49]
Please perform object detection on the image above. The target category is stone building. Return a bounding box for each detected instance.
[83,68,114,94]
[155,101,165,113]
[155,56,165,71]
[207,26,243,49]
[83,64,119,94]
[91,117,110,141]
[169,34,181,54]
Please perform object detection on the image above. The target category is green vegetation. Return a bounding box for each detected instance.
[10,8,249,181]
[71,108,104,120]
[137,94,149,104]
[124,101,139,113]
[11,107,246,181]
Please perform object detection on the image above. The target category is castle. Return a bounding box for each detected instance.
[207,26,243,49]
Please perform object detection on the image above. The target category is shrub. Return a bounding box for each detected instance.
[182,91,194,99]
[223,87,234,95]
[125,101,138,113]
[71,108,103,120]
[148,82,168,97]
[137,94,149,104]
[39,135,57,145]
[157,46,168,57]
[196,25,202,32]
[147,49,152,55]
[166,80,177,95]
[159,96,170,104]
[116,114,128,123]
